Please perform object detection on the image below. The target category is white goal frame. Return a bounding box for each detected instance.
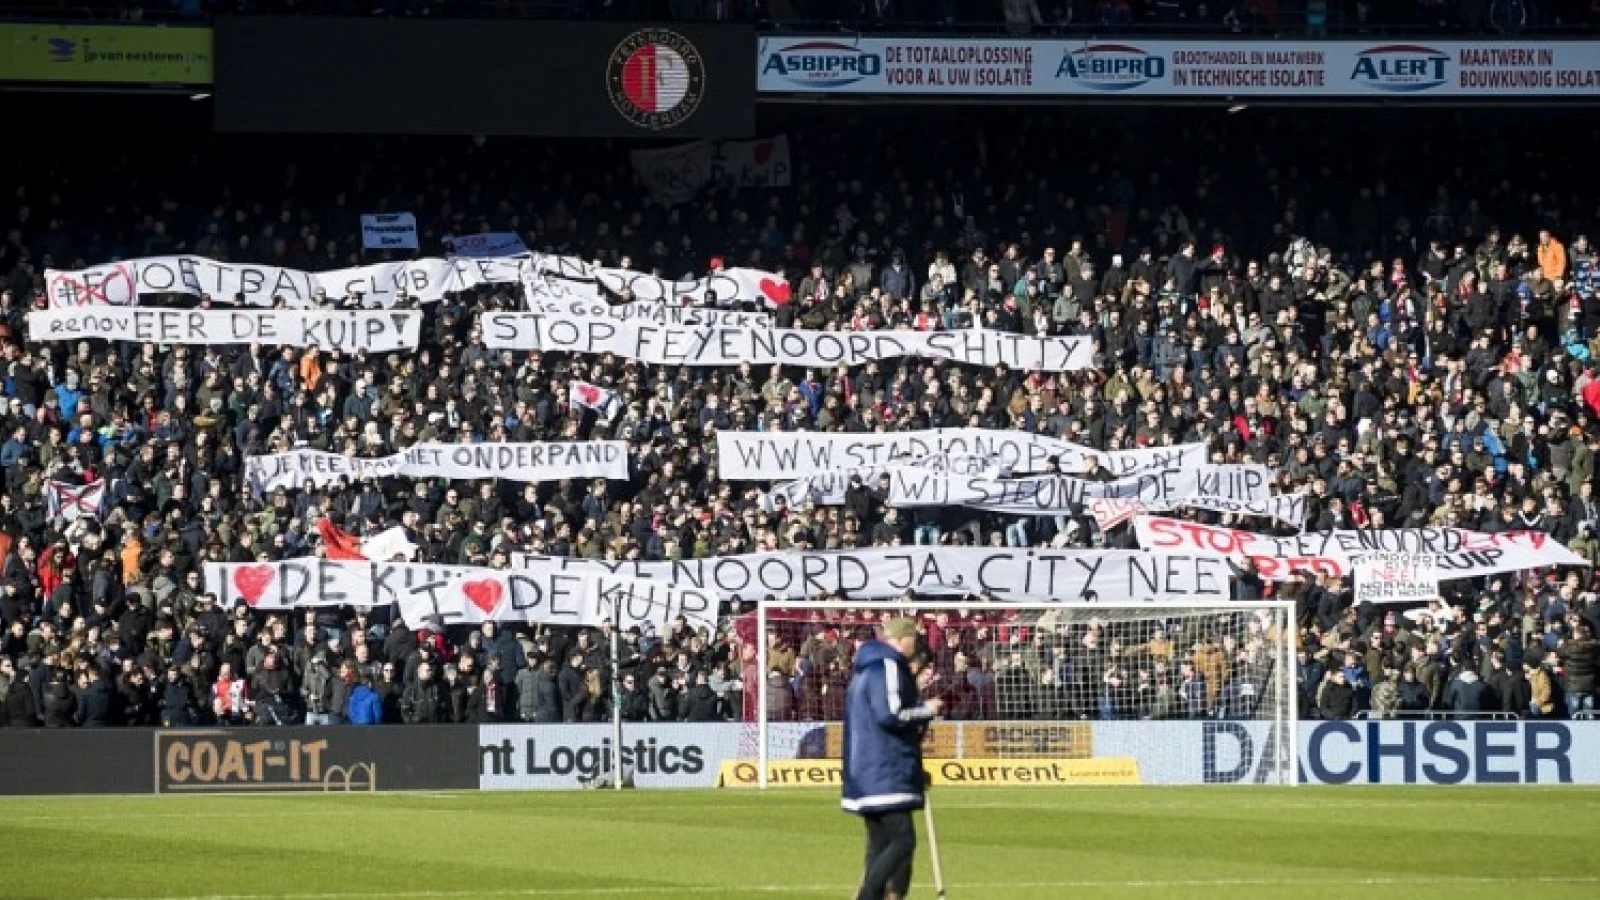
[755,600,1300,787]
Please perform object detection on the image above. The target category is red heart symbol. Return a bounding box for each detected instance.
[233,566,275,608]
[752,140,773,164]
[577,384,601,406]
[462,579,503,615]
[759,277,791,305]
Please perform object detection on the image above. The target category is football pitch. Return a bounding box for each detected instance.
[8,787,1598,899]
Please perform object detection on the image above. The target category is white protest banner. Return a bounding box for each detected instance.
[513,547,1234,603]
[45,254,527,308]
[717,429,1205,480]
[360,526,419,563]
[1090,499,1145,531]
[245,441,628,492]
[203,560,717,633]
[445,232,529,258]
[631,136,792,204]
[888,464,1273,514]
[586,573,720,635]
[28,308,420,352]
[481,315,1094,371]
[763,454,1002,510]
[1155,493,1308,529]
[361,212,419,250]
[594,266,791,307]
[1354,553,1440,604]
[528,294,772,329]
[1132,516,1589,581]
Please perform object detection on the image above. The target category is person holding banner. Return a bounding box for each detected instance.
[842,618,943,900]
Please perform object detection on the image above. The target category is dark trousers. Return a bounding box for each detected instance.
[858,809,916,900]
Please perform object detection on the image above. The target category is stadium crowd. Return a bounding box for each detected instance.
[0,104,1598,730]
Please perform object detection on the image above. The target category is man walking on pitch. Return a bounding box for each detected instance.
[843,618,944,900]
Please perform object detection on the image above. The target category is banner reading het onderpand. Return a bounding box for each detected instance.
[757,37,1600,98]
[0,24,211,84]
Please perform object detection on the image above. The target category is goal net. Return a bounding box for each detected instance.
[754,601,1298,787]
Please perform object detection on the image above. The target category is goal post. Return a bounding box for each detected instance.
[755,600,1299,787]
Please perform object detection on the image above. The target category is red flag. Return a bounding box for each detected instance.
[1349,500,1370,529]
[317,518,368,561]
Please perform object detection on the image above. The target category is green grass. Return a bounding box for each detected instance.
[6,787,1598,899]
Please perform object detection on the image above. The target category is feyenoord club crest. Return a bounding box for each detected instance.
[606,28,706,131]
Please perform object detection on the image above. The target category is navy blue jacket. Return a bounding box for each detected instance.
[841,640,933,815]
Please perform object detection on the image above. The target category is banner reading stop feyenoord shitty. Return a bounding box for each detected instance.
[479,314,1095,371]
[1354,553,1441,603]
[512,546,1234,602]
[43,255,529,308]
[203,561,716,634]
[717,429,1205,479]
[28,308,421,352]
[1132,516,1588,580]
[887,464,1274,513]
[245,442,628,492]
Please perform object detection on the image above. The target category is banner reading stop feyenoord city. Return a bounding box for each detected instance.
[717,430,1204,479]
[1133,516,1588,581]
[479,314,1094,371]
[887,464,1273,514]
[204,561,716,633]
[758,38,1600,97]
[245,442,628,492]
[28,308,421,352]
[513,547,1234,602]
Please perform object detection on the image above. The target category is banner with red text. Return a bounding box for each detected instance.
[1131,516,1587,581]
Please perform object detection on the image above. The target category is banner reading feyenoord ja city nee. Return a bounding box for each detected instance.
[758,38,1600,97]
[512,547,1233,603]
[1133,516,1588,581]
[245,442,628,493]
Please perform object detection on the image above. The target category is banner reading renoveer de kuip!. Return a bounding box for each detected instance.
[717,430,1205,479]
[203,561,717,634]
[1132,516,1589,581]
[758,37,1600,97]
[245,442,628,493]
[480,314,1094,371]
[28,308,420,352]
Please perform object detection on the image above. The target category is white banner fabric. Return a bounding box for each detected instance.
[481,315,1092,371]
[758,37,1600,98]
[764,454,1002,510]
[512,547,1234,603]
[361,212,419,250]
[1354,553,1441,604]
[631,136,793,204]
[1158,493,1308,529]
[245,442,628,492]
[887,464,1273,514]
[1132,516,1588,581]
[43,254,528,308]
[29,308,420,352]
[716,430,1204,480]
[202,561,715,634]
[445,232,529,258]
[528,294,771,329]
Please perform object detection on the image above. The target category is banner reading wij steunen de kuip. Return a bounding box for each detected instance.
[758,38,1600,97]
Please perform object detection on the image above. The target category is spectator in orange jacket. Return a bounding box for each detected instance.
[1540,229,1568,281]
